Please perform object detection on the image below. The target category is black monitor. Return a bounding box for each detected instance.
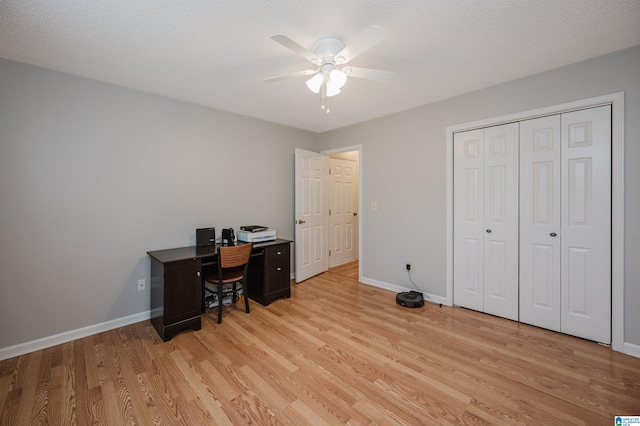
[196,227,215,246]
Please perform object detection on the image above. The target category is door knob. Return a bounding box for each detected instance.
[486,229,492,233]
[297,219,306,224]
[353,212,358,216]
[550,232,557,237]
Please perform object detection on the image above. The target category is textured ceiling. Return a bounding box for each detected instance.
[1,0,639,133]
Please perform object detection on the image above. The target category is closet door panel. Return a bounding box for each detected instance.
[520,115,561,331]
[483,123,519,321]
[453,129,485,312]
[560,106,611,344]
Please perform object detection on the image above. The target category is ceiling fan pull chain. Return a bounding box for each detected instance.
[321,82,329,113]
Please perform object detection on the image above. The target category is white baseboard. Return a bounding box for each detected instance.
[359,276,447,306]
[0,310,151,361]
[624,342,640,358]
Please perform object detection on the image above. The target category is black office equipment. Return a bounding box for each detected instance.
[221,228,235,246]
[240,225,268,232]
[196,227,216,246]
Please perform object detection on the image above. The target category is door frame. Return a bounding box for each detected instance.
[321,144,363,282]
[445,92,625,353]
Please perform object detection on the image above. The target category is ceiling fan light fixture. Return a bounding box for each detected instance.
[267,26,392,113]
[329,69,347,89]
[306,73,324,94]
[325,83,341,97]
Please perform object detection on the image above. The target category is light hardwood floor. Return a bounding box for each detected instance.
[1,261,639,425]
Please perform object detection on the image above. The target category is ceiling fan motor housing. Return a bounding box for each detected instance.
[312,37,345,64]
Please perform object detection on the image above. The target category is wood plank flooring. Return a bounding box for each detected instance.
[1,261,639,425]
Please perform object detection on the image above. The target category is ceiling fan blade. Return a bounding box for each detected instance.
[337,25,387,64]
[343,66,393,82]
[271,34,320,64]
[264,69,317,83]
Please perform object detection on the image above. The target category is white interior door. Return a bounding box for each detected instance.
[328,157,358,267]
[482,123,519,321]
[560,106,611,343]
[295,148,328,283]
[520,115,562,331]
[453,129,485,312]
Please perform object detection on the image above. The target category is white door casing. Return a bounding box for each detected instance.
[519,115,562,331]
[560,106,611,343]
[295,148,328,283]
[328,157,358,267]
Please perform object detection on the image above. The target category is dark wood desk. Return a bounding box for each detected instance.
[147,238,291,341]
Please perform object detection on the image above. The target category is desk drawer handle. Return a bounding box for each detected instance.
[276,251,282,255]
[276,267,282,271]
[196,271,201,277]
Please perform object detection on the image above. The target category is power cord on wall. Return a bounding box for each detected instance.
[406,268,442,307]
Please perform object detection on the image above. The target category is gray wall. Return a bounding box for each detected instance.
[0,58,316,349]
[317,46,640,346]
[2,45,639,352]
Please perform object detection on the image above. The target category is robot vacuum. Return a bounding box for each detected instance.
[396,291,424,308]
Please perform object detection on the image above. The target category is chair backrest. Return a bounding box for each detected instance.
[218,243,253,269]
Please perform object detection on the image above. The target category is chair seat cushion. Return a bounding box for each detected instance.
[204,266,244,284]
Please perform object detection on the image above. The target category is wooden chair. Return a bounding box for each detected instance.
[203,243,253,324]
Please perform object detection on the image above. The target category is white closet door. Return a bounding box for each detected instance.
[520,115,562,331]
[454,124,518,318]
[482,123,519,321]
[520,106,611,343]
[453,129,485,312]
[560,106,611,343]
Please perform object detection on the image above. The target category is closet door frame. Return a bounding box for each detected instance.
[446,92,625,353]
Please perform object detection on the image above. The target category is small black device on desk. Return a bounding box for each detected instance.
[240,225,268,232]
[196,227,216,246]
[221,228,235,246]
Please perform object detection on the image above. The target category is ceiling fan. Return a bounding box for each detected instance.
[265,25,393,113]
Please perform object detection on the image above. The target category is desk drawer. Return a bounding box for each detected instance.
[267,244,290,264]
[263,243,291,302]
[268,264,289,281]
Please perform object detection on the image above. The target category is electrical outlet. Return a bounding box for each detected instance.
[137,279,146,291]
[406,263,411,271]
